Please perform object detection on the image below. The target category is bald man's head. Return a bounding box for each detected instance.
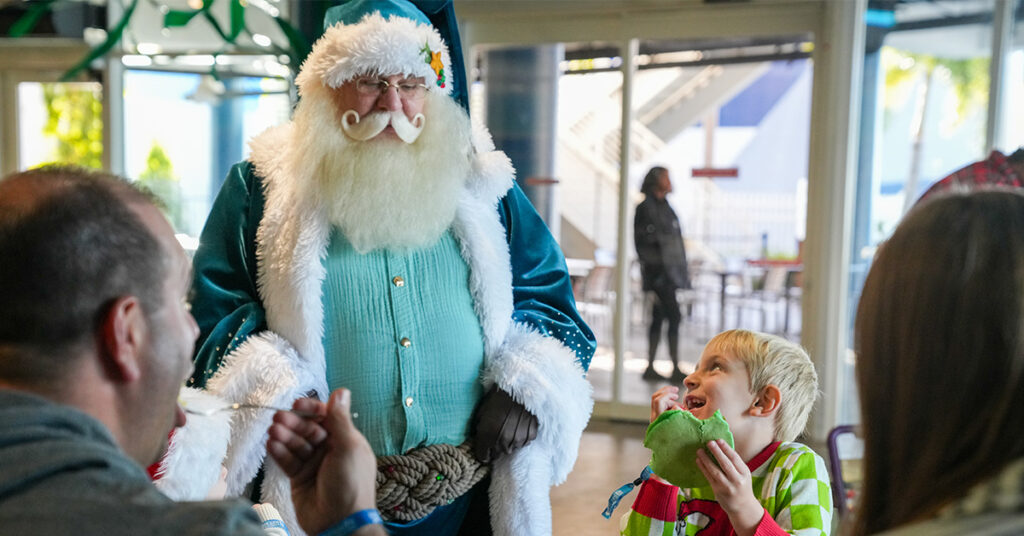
[0,166,167,385]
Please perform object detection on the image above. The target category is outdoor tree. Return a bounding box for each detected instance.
[137,141,184,231]
[882,48,989,214]
[41,83,103,169]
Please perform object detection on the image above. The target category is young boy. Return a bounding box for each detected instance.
[621,329,832,535]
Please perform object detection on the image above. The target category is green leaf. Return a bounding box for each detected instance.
[228,0,245,42]
[202,9,229,42]
[8,0,58,38]
[273,16,310,71]
[60,0,140,82]
[164,9,201,28]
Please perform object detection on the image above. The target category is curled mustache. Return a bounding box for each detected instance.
[341,110,426,143]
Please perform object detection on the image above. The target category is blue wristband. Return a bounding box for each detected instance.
[318,509,383,536]
[601,465,653,519]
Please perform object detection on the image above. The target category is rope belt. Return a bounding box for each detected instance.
[375,442,490,523]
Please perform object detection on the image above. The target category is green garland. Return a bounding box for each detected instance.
[6,0,310,82]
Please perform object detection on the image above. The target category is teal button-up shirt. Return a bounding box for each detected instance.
[321,227,486,456]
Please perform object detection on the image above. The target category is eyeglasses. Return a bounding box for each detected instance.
[353,77,428,100]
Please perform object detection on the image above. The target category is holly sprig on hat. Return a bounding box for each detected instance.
[421,43,446,88]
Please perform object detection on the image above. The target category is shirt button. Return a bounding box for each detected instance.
[400,337,411,348]
[392,276,405,287]
[405,397,414,407]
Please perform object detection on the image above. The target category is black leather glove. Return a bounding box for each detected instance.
[471,386,539,463]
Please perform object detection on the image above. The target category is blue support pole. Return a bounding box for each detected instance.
[483,45,562,228]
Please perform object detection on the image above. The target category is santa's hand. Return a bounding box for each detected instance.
[471,386,538,463]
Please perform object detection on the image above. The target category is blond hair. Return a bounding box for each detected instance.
[705,329,818,442]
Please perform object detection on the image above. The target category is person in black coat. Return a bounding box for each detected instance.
[634,166,691,382]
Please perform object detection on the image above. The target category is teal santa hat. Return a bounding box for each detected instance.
[296,0,469,110]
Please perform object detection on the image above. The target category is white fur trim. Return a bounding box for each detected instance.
[451,193,514,356]
[451,122,516,354]
[490,443,555,535]
[261,459,305,536]
[296,12,451,96]
[154,387,232,500]
[471,118,497,154]
[485,323,593,536]
[486,322,593,484]
[467,120,516,201]
[249,125,330,388]
[205,332,324,495]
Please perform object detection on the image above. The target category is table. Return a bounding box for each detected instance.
[565,258,596,300]
[715,270,740,331]
[782,266,802,334]
[565,258,596,278]
[745,259,802,334]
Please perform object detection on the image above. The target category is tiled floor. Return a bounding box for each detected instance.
[551,419,650,535]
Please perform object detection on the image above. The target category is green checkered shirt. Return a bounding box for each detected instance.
[621,441,833,535]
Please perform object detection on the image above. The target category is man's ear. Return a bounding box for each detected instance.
[99,296,146,382]
[750,384,781,417]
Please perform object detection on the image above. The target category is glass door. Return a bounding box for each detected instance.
[0,42,92,175]
[1,68,102,174]
[451,1,862,436]
[621,36,813,409]
[15,78,103,170]
[469,32,816,422]
[845,0,1013,428]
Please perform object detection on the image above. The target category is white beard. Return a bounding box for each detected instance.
[292,90,473,253]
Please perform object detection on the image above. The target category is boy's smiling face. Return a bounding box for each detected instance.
[682,345,757,426]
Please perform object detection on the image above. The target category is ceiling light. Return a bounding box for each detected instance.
[252,33,272,47]
[137,42,162,55]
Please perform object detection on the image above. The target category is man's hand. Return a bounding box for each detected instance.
[695,439,765,536]
[266,389,382,535]
[651,385,682,422]
[471,386,538,463]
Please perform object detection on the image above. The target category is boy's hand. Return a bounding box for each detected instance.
[695,439,765,536]
[650,385,683,422]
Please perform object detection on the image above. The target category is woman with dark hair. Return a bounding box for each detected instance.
[853,189,1024,535]
[634,166,691,382]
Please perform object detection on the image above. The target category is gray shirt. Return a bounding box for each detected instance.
[0,389,265,535]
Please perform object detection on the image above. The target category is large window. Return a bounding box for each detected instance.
[121,68,290,237]
[1007,9,1024,150]
[16,81,103,170]
[845,0,1017,426]
[875,27,992,233]
[124,70,213,237]
[619,40,812,407]
[472,35,814,413]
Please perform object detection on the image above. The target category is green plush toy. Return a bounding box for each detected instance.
[643,409,734,488]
